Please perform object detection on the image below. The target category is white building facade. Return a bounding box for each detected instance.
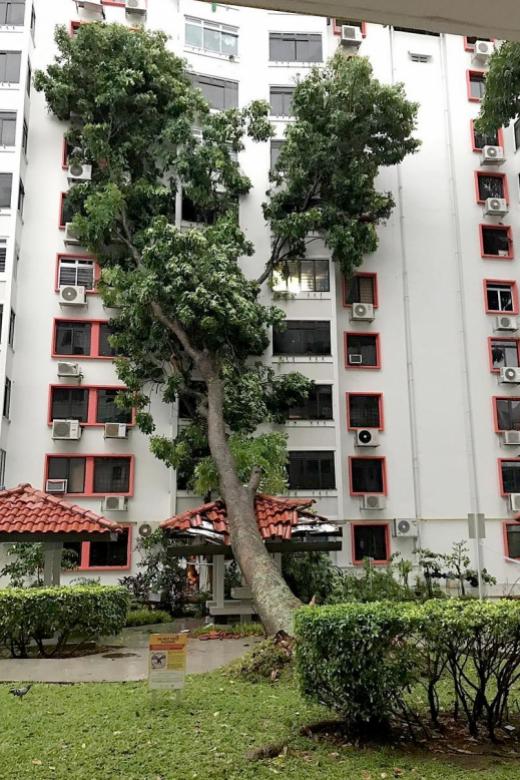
[0,0,519,592]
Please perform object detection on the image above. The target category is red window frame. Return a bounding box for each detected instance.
[102,1,127,6]
[470,119,504,152]
[503,521,520,560]
[488,336,520,373]
[346,392,384,431]
[52,317,116,360]
[44,454,135,497]
[344,332,381,370]
[59,191,72,229]
[73,525,132,571]
[474,171,509,205]
[332,19,367,37]
[342,272,379,308]
[55,253,100,293]
[492,396,520,432]
[47,385,135,427]
[480,224,514,260]
[483,279,519,315]
[467,69,486,102]
[62,137,74,169]
[351,522,391,566]
[348,455,387,496]
[497,458,520,496]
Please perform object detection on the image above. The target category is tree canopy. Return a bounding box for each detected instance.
[477,41,520,132]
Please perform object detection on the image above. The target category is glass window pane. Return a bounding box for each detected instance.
[349,395,380,427]
[93,457,130,494]
[4,51,20,83]
[99,323,116,357]
[221,32,237,55]
[203,27,221,53]
[0,172,12,207]
[347,334,378,365]
[6,2,25,25]
[89,529,129,567]
[478,175,504,200]
[354,525,387,561]
[502,461,520,493]
[96,389,131,424]
[55,322,91,356]
[507,525,520,558]
[185,21,202,48]
[351,458,384,492]
[48,457,85,493]
[51,388,88,422]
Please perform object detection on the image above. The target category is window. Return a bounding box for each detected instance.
[468,70,486,101]
[8,308,14,347]
[189,74,238,110]
[270,86,295,116]
[65,528,130,570]
[480,225,513,259]
[0,239,6,272]
[288,451,336,490]
[505,523,520,559]
[60,192,79,227]
[25,58,30,94]
[0,173,12,208]
[270,139,283,172]
[273,320,331,356]
[185,17,238,57]
[345,333,380,368]
[21,118,27,154]
[2,376,10,418]
[344,273,378,306]
[495,398,520,432]
[333,19,366,35]
[177,446,210,491]
[0,304,3,337]
[17,178,24,214]
[50,387,88,422]
[272,259,329,293]
[62,138,73,167]
[471,120,500,152]
[490,338,520,370]
[393,26,439,36]
[0,449,6,489]
[57,256,96,290]
[515,119,520,152]
[500,460,520,494]
[0,1,25,25]
[29,4,35,35]
[0,111,15,146]
[70,20,83,38]
[0,51,20,83]
[54,320,91,356]
[347,393,383,429]
[46,455,133,495]
[99,322,117,357]
[49,386,131,425]
[476,172,507,203]
[96,389,131,424]
[350,456,386,494]
[352,524,389,564]
[484,280,517,313]
[287,384,333,421]
[269,32,322,63]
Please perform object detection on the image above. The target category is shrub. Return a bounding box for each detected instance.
[327,559,414,604]
[0,585,129,658]
[282,551,336,603]
[125,608,172,627]
[231,634,294,682]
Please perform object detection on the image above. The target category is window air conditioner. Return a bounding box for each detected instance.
[361,494,385,510]
[393,518,418,538]
[126,0,147,14]
[484,197,508,217]
[57,361,81,379]
[355,429,380,447]
[102,495,128,511]
[64,223,81,246]
[473,40,495,64]
[494,315,518,333]
[104,423,128,439]
[510,493,520,512]
[138,522,155,538]
[341,25,362,47]
[502,430,520,446]
[52,419,82,440]
[59,285,86,306]
[480,145,505,166]
[350,302,374,322]
[500,367,520,384]
[67,163,92,183]
[46,479,68,494]
[348,353,363,365]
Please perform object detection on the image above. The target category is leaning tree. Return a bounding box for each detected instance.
[35,24,418,634]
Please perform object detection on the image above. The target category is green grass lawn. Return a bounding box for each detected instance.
[0,672,518,780]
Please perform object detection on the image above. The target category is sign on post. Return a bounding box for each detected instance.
[148,633,188,691]
[468,513,486,540]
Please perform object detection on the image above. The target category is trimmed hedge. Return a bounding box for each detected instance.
[0,585,129,658]
[295,599,520,739]
[125,608,172,627]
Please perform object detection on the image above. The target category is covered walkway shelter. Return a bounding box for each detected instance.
[161,494,341,618]
[0,484,122,585]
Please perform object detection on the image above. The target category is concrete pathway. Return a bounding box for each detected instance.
[0,626,260,683]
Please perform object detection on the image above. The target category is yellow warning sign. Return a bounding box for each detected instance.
[148,633,188,690]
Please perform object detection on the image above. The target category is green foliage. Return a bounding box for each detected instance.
[0,543,78,587]
[0,585,129,658]
[282,552,336,604]
[231,636,294,683]
[476,42,520,133]
[124,608,172,627]
[191,622,264,638]
[327,558,416,604]
[417,542,496,598]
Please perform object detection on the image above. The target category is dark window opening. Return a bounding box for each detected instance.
[288,451,335,490]
[269,32,322,63]
[89,528,129,568]
[496,399,520,431]
[96,389,131,424]
[393,26,439,36]
[99,322,118,357]
[346,333,379,366]
[47,457,86,494]
[51,387,88,423]
[491,339,519,369]
[348,394,381,428]
[501,460,520,494]
[482,226,511,257]
[344,274,376,305]
[486,282,514,312]
[93,457,131,494]
[477,174,505,201]
[273,320,331,356]
[2,376,10,418]
[353,524,388,562]
[474,126,499,150]
[469,72,486,100]
[506,524,520,558]
[351,457,384,493]
[54,321,91,356]
[287,384,333,420]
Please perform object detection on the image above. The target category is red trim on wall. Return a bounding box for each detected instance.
[44,454,135,497]
[503,521,520,559]
[487,336,520,373]
[102,0,126,6]
[51,317,115,360]
[342,272,379,308]
[350,522,391,565]
[75,525,133,572]
[492,396,520,432]
[470,119,504,152]
[479,224,514,260]
[344,332,381,370]
[55,253,100,293]
[348,455,387,496]
[483,279,519,314]
[474,170,509,205]
[332,19,367,36]
[467,69,486,102]
[346,392,384,431]
[47,384,135,427]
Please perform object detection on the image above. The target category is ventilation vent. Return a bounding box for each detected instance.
[409,52,432,63]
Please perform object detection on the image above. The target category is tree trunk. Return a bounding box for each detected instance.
[203,366,301,635]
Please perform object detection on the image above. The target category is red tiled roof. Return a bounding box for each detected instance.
[0,484,122,536]
[161,493,332,544]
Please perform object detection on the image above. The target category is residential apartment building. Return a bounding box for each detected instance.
[0,0,519,592]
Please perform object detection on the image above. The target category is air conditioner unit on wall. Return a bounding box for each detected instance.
[502,430,520,446]
[480,145,505,166]
[138,522,156,539]
[104,423,128,439]
[52,419,82,440]
[126,0,147,14]
[500,367,520,384]
[473,40,495,64]
[59,285,86,306]
[77,0,103,10]
[361,494,385,510]
[57,361,81,379]
[350,302,374,322]
[67,163,92,183]
[355,429,379,447]
[341,25,362,47]
[102,495,128,512]
[64,223,81,246]
[494,315,518,333]
[46,479,67,494]
[510,493,520,512]
[484,197,508,217]
[393,518,418,538]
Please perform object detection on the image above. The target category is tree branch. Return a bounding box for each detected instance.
[150,302,203,364]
